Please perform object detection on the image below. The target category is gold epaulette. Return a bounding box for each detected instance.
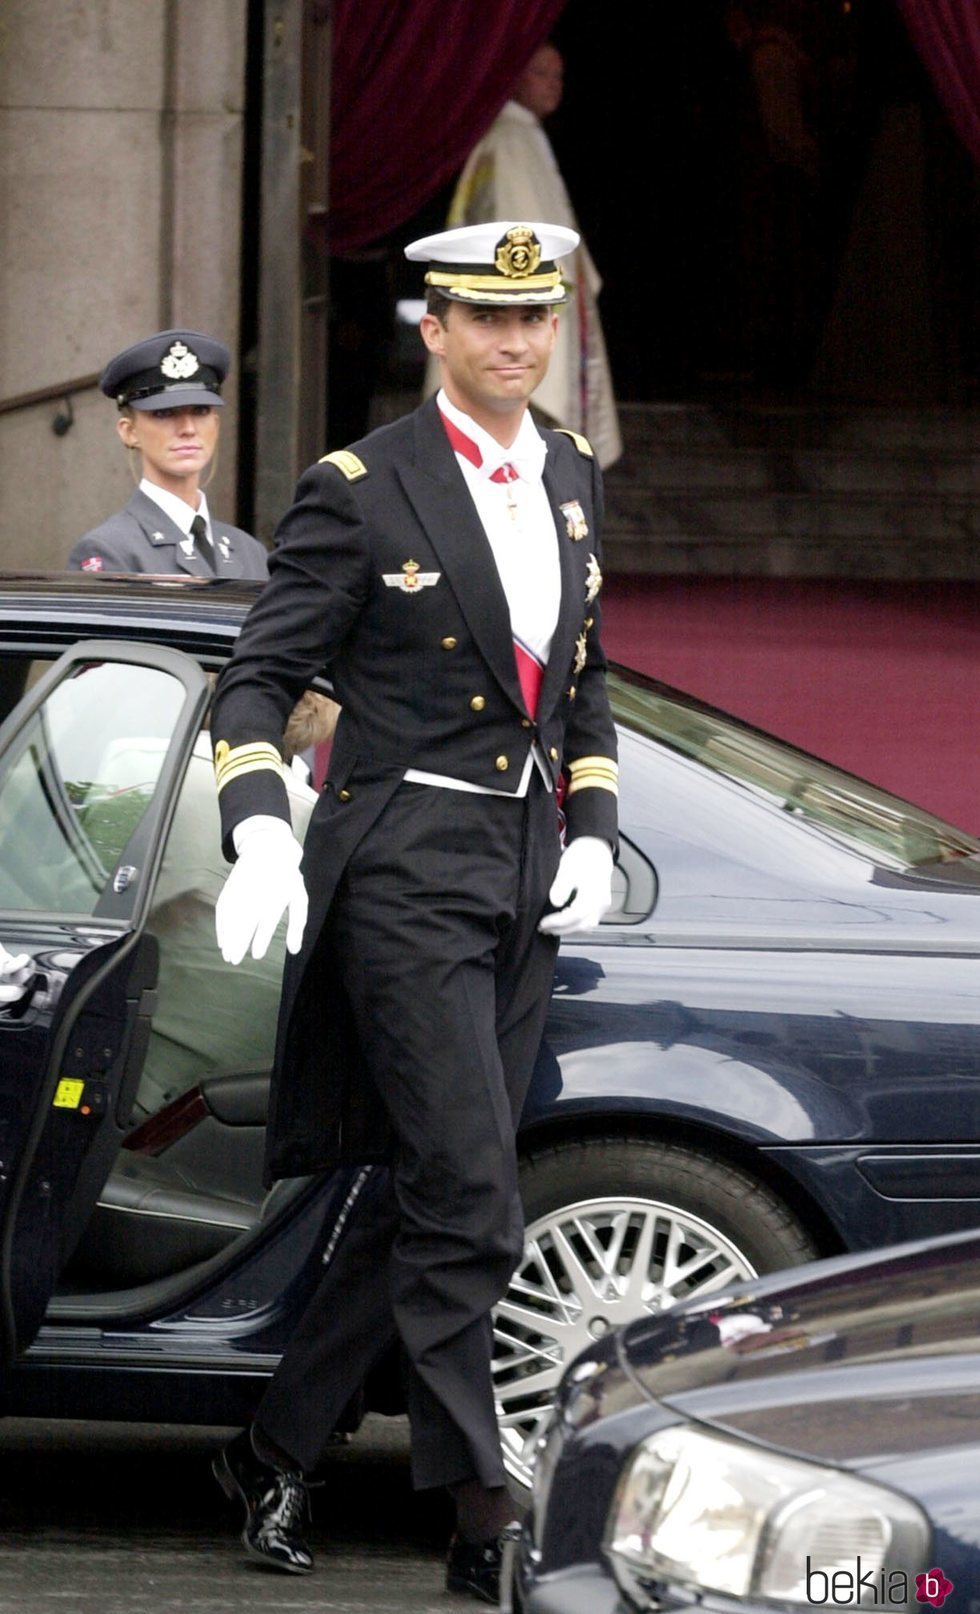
[319,449,368,481]
[213,740,283,793]
[566,755,619,797]
[554,428,594,458]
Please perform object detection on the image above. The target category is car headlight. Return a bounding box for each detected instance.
[607,1425,929,1607]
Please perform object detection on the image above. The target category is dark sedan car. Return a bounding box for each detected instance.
[0,574,978,1496]
[508,1227,979,1612]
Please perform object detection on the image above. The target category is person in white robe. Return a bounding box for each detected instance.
[436,44,622,468]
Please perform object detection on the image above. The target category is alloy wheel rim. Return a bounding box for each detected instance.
[492,1194,758,1490]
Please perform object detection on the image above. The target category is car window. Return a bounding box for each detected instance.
[136,729,321,1119]
[609,669,978,872]
[0,659,186,915]
[0,655,53,729]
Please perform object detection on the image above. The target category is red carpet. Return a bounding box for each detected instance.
[602,577,980,835]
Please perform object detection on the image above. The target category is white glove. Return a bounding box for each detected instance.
[215,815,309,966]
[538,836,614,936]
[0,940,32,1005]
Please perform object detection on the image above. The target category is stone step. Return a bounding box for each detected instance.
[616,451,980,496]
[602,529,980,579]
[604,483,980,540]
[616,400,980,455]
[604,401,980,578]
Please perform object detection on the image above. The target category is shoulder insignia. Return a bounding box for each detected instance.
[554,428,594,458]
[319,449,368,481]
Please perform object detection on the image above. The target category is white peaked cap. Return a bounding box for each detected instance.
[405,221,579,304]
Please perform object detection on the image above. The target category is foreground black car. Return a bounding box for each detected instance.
[510,1228,978,1612]
[0,575,978,1494]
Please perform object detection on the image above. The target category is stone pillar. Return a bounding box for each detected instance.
[0,0,248,570]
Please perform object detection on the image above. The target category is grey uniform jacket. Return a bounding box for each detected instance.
[67,488,269,579]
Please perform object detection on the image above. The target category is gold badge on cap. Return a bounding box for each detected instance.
[160,340,201,380]
[585,554,602,604]
[495,226,542,280]
[560,499,589,541]
[382,558,441,594]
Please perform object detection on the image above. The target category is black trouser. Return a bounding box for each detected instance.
[255,774,561,1489]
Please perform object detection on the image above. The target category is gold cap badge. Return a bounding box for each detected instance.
[495,226,542,280]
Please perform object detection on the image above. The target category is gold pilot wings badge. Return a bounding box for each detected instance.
[560,499,589,541]
[383,558,441,593]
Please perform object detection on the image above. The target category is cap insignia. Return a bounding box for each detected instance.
[160,340,201,381]
[495,226,542,280]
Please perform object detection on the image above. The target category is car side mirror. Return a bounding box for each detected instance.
[602,834,657,925]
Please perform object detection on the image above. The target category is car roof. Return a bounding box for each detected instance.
[0,572,260,659]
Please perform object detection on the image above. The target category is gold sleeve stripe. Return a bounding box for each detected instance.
[566,756,619,797]
[554,427,594,458]
[319,449,368,480]
[214,740,283,793]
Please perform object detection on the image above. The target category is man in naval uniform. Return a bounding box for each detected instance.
[67,329,268,580]
[208,221,618,1601]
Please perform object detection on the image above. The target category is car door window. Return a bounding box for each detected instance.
[136,716,327,1118]
[0,660,186,916]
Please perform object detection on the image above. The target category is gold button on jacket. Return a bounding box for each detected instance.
[495,755,509,772]
[441,636,457,650]
[470,695,486,711]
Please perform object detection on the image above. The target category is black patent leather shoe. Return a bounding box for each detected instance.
[213,1429,314,1574]
[446,1523,520,1604]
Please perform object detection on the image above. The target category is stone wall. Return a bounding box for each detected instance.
[0,0,247,571]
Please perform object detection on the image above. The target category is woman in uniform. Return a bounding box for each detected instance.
[67,328,268,579]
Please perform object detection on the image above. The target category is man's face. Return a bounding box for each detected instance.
[421,302,558,423]
[513,45,564,120]
[117,404,220,495]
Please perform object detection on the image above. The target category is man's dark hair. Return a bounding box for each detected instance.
[425,288,455,327]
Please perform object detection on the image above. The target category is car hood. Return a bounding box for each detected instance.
[616,1232,980,1468]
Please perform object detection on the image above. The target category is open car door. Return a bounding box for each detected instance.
[0,640,210,1362]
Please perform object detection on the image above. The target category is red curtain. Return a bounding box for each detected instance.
[897,0,980,167]
[326,0,567,254]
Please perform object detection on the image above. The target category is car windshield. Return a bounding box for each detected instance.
[608,667,979,871]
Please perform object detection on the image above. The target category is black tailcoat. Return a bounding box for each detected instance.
[211,396,618,1182]
[67,488,269,578]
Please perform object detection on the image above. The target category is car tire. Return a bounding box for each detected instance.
[494,1135,819,1494]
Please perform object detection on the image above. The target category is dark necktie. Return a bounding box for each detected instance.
[190,513,213,572]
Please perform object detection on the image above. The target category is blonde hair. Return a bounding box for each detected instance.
[283,691,340,760]
[201,680,338,758]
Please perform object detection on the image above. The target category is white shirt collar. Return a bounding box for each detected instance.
[437,389,547,485]
[139,479,210,539]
